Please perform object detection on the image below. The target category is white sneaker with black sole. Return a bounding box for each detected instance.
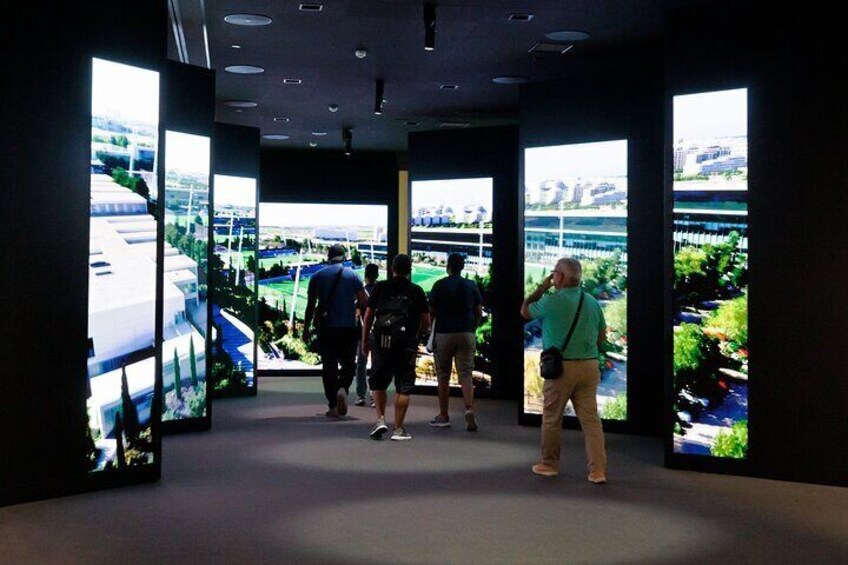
[390,427,412,441]
[370,417,389,440]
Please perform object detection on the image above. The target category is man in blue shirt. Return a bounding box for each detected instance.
[304,244,368,417]
[428,253,483,431]
[521,257,608,484]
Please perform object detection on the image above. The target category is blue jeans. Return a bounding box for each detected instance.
[355,341,368,399]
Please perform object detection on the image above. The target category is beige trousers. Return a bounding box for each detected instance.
[434,332,476,385]
[541,359,607,473]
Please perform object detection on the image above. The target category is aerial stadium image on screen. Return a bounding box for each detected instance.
[161,131,210,422]
[672,88,749,459]
[257,203,388,370]
[211,175,257,395]
[410,178,493,390]
[523,140,629,421]
[87,58,160,471]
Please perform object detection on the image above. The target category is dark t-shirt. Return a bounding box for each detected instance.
[307,263,364,328]
[368,277,429,346]
[428,275,483,333]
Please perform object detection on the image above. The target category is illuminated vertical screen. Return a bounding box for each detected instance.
[672,89,748,458]
[523,140,628,421]
[87,58,160,472]
[211,175,257,395]
[409,178,494,390]
[161,131,210,421]
[256,203,389,370]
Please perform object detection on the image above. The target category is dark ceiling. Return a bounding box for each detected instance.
[168,0,699,153]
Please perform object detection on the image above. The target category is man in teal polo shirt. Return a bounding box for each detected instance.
[521,257,608,484]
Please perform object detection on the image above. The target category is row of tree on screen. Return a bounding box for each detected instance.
[673,231,748,458]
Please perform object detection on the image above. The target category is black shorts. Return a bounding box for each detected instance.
[369,342,417,395]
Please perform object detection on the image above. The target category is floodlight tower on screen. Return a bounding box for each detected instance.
[522,140,629,421]
[161,131,210,422]
[211,175,258,396]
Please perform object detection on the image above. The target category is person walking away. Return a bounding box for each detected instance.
[361,254,430,440]
[520,257,608,484]
[427,253,483,431]
[304,244,367,417]
[354,263,380,406]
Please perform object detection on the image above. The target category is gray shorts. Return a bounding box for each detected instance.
[433,332,476,385]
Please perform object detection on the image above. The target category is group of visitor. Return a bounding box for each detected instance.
[303,245,607,484]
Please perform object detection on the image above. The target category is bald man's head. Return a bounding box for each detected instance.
[554,258,582,288]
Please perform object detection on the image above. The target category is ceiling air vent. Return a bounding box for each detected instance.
[439,84,459,90]
[508,13,534,22]
[282,78,303,85]
[528,42,574,55]
[439,122,470,129]
[299,3,323,11]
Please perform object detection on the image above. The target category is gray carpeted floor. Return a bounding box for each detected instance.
[2,377,847,564]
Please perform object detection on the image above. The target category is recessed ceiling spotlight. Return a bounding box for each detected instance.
[273,117,290,123]
[282,78,303,85]
[374,79,385,115]
[223,100,258,108]
[328,104,339,113]
[262,134,290,140]
[224,14,272,26]
[508,13,534,22]
[231,44,242,49]
[224,65,265,74]
[299,3,324,11]
[492,76,530,85]
[439,84,459,90]
[234,109,243,113]
[354,47,367,59]
[545,30,591,42]
[309,142,318,148]
[404,120,421,127]
[311,131,327,137]
[424,3,437,51]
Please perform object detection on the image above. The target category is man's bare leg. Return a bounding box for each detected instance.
[394,393,410,429]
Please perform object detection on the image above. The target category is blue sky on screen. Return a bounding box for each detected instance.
[673,88,747,141]
[92,58,159,126]
[411,178,493,211]
[166,131,210,176]
[524,140,627,187]
[260,203,387,228]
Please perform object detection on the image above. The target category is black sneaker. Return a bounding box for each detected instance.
[370,417,389,440]
[337,388,348,416]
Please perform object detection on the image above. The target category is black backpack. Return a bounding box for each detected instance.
[373,292,412,349]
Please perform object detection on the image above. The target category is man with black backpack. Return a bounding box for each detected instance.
[361,254,430,440]
[304,244,368,418]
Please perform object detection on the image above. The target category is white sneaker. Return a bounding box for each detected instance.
[390,427,412,441]
[370,417,388,440]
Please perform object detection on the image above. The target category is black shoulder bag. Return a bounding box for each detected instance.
[539,290,585,380]
[316,265,345,333]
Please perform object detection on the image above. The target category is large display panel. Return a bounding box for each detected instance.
[522,140,629,421]
[161,131,210,422]
[672,88,749,458]
[257,203,389,370]
[87,58,160,471]
[410,178,493,390]
[211,175,258,395]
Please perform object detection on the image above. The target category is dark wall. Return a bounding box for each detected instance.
[260,148,401,273]
[1,1,166,505]
[665,2,848,486]
[519,51,665,435]
[408,127,521,400]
